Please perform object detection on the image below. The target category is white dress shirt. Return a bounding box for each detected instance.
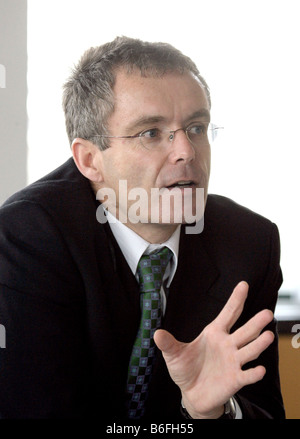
[105,209,180,314]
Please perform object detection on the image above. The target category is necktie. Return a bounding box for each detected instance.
[126,247,173,419]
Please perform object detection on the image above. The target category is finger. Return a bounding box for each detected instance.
[232,308,274,348]
[239,365,267,387]
[239,330,275,366]
[215,281,249,331]
[154,329,183,358]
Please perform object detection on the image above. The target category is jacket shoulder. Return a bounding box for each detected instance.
[205,194,275,234]
[0,158,102,299]
[1,158,89,209]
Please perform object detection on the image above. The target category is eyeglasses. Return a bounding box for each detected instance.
[88,122,223,150]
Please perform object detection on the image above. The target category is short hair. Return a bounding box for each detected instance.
[62,36,211,150]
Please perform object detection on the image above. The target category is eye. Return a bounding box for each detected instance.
[140,128,161,139]
[187,123,207,136]
[138,128,163,149]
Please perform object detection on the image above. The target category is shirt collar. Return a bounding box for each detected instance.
[105,209,180,287]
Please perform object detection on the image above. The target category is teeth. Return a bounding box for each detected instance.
[167,180,194,188]
[176,181,192,186]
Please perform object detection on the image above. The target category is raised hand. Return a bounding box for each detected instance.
[154,281,274,419]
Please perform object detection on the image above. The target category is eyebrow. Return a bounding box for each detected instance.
[125,109,211,134]
[125,115,167,134]
[185,109,211,124]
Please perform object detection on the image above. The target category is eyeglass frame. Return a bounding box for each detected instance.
[86,122,223,149]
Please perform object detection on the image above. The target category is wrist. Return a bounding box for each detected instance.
[180,399,224,419]
[180,397,236,420]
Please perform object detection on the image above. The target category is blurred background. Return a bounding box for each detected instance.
[0,0,299,417]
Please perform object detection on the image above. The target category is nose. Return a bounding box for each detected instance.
[167,128,195,164]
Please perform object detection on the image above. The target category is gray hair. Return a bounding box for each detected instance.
[62,36,211,150]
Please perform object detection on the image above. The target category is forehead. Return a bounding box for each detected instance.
[109,69,210,130]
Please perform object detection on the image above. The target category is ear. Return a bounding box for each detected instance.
[71,138,104,183]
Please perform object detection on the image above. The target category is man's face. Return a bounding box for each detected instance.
[95,69,211,240]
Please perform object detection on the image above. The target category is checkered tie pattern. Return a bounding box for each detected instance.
[126,247,173,419]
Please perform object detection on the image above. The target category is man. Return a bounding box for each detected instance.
[0,36,284,419]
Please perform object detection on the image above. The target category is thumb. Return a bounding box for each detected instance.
[154,329,183,357]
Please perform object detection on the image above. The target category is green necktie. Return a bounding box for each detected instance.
[126,247,173,419]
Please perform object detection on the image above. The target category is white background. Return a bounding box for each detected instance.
[27,0,300,298]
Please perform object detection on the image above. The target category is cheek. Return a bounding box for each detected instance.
[201,146,211,170]
[102,144,167,192]
[194,146,210,173]
[101,152,127,183]
[206,151,211,176]
[104,155,157,191]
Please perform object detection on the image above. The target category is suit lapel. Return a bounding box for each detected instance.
[163,229,220,341]
[83,219,141,417]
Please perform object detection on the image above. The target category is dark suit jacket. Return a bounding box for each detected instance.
[0,158,285,419]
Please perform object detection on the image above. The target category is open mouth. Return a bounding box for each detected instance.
[166,180,195,189]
